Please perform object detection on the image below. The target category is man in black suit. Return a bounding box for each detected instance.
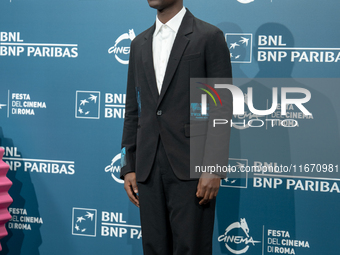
[120,0,232,254]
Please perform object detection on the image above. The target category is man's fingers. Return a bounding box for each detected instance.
[198,181,211,205]
[199,190,210,205]
[124,173,139,207]
[197,181,220,205]
[196,187,201,198]
[209,185,219,200]
[196,180,206,198]
[132,181,138,194]
[209,190,216,201]
[125,185,139,207]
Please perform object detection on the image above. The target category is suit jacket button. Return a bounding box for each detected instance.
[157,110,162,116]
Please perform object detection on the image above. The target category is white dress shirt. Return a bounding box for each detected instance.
[153,7,186,94]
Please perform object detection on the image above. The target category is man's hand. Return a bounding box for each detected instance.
[124,172,139,207]
[196,173,221,205]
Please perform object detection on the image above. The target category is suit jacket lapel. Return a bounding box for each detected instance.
[157,10,194,108]
[141,24,159,103]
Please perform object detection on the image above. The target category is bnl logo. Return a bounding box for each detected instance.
[220,158,248,189]
[72,208,97,237]
[199,84,312,117]
[225,33,253,63]
[75,91,100,119]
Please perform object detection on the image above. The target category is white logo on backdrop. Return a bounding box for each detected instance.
[108,29,136,65]
[75,91,100,119]
[105,153,124,184]
[220,158,248,188]
[237,0,254,4]
[218,218,261,254]
[72,208,97,237]
[237,0,273,3]
[225,33,253,63]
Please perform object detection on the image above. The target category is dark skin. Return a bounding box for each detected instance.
[124,0,221,207]
[147,0,184,24]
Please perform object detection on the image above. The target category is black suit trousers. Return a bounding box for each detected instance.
[137,138,216,255]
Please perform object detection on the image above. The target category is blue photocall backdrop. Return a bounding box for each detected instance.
[0,0,340,254]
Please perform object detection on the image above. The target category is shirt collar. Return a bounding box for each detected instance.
[154,6,186,37]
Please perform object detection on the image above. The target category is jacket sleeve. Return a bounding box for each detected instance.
[120,40,139,179]
[205,29,232,78]
[202,29,233,178]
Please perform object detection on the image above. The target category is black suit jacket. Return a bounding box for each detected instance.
[121,9,232,182]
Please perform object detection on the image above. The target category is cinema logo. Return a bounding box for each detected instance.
[237,0,254,4]
[0,91,47,117]
[0,32,78,58]
[72,207,141,239]
[8,207,43,231]
[237,0,275,4]
[105,153,124,184]
[75,91,125,119]
[218,218,261,254]
[266,229,310,254]
[108,29,136,65]
[1,146,75,175]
